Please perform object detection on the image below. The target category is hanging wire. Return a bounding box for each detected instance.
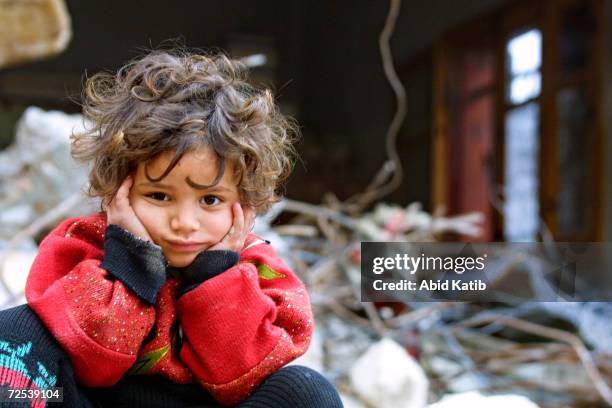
[343,0,406,213]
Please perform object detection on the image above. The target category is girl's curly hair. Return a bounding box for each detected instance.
[72,49,298,214]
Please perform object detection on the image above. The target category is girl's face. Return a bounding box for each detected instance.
[129,147,240,267]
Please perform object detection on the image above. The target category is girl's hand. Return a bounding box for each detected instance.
[106,175,153,242]
[208,203,255,252]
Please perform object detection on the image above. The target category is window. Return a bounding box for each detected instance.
[432,0,604,242]
[504,29,542,242]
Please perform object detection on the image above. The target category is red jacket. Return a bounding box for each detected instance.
[25,213,313,406]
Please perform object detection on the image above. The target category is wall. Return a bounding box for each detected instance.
[604,0,612,240]
[5,0,569,213]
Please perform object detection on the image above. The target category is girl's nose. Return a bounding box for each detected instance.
[170,208,201,234]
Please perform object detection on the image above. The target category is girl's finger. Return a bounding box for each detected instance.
[233,203,245,236]
[109,176,131,209]
[221,204,239,244]
[115,177,133,205]
[245,207,255,231]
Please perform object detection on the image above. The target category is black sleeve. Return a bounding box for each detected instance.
[100,224,167,304]
[175,250,240,297]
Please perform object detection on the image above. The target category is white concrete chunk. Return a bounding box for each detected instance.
[349,337,428,408]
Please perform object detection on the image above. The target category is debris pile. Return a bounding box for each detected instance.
[0,106,96,240]
[261,200,611,407]
[0,107,97,306]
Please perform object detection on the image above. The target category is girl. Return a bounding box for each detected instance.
[0,50,343,407]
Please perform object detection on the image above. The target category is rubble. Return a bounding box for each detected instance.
[0,246,36,307]
[0,106,97,240]
[339,393,368,408]
[356,202,484,241]
[0,107,97,308]
[427,391,540,408]
[510,302,612,352]
[0,0,72,68]
[349,337,428,408]
[268,200,612,407]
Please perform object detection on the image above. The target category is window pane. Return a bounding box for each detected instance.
[560,4,595,82]
[507,29,542,75]
[504,103,540,241]
[557,87,592,238]
[509,73,541,105]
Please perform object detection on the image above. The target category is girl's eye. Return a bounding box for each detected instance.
[201,195,221,206]
[146,192,170,201]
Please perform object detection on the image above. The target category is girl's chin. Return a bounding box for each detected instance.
[165,253,198,268]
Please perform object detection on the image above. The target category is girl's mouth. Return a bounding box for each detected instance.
[166,239,206,252]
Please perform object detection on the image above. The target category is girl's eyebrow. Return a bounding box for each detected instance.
[187,183,233,193]
[204,185,232,193]
[138,180,232,193]
[138,181,174,189]
[185,176,232,192]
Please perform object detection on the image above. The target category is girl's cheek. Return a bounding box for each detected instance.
[129,196,144,215]
[211,208,234,236]
[131,197,157,224]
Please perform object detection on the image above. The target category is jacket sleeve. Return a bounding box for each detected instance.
[25,215,166,387]
[176,240,314,406]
